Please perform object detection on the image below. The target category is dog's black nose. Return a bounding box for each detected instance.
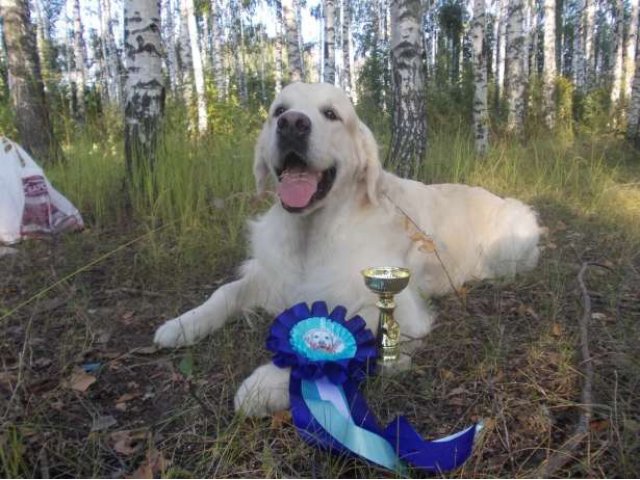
[277,111,311,140]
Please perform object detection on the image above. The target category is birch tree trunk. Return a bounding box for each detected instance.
[341,0,353,99]
[72,0,87,121]
[624,0,639,99]
[283,0,304,82]
[232,0,248,105]
[386,0,426,178]
[627,38,640,144]
[33,0,53,93]
[100,0,123,106]
[505,0,526,136]
[178,0,194,109]
[274,0,284,92]
[610,0,624,108]
[471,0,489,154]
[543,0,556,129]
[210,0,225,101]
[124,0,165,175]
[572,0,586,92]
[323,0,336,83]
[495,0,507,102]
[584,0,596,88]
[162,0,178,94]
[0,0,60,162]
[184,0,208,132]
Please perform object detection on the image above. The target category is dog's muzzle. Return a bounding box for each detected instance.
[277,111,311,153]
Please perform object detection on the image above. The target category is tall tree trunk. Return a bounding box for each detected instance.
[162,0,178,94]
[72,0,87,121]
[323,0,336,83]
[183,0,208,132]
[610,0,624,108]
[624,0,639,99]
[178,0,194,110]
[100,0,123,106]
[274,0,284,92]
[471,0,489,154]
[505,0,526,136]
[124,0,165,176]
[33,0,53,94]
[584,0,596,88]
[386,0,426,178]
[232,0,248,106]
[627,36,640,145]
[209,0,225,101]
[341,0,353,99]
[0,0,60,162]
[283,0,304,82]
[495,0,507,102]
[572,0,586,92]
[543,0,556,129]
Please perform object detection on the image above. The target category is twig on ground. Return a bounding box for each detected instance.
[529,262,597,477]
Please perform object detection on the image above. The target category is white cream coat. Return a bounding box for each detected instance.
[154,83,540,416]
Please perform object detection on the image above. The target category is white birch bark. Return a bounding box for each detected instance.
[386,0,426,178]
[572,0,586,92]
[162,0,178,94]
[178,0,194,108]
[100,0,123,106]
[33,0,52,92]
[283,0,304,82]
[584,0,596,87]
[626,36,640,143]
[505,0,526,135]
[124,0,165,173]
[231,0,248,106]
[543,0,556,129]
[72,0,87,121]
[274,0,284,92]
[496,0,507,99]
[341,0,353,100]
[183,0,207,132]
[471,0,489,154]
[624,0,639,99]
[210,0,225,101]
[610,0,624,107]
[323,0,336,84]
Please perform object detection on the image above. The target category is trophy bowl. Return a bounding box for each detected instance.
[361,266,411,295]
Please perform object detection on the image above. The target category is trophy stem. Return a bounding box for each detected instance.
[376,293,401,364]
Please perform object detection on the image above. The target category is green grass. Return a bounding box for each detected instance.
[1,114,639,477]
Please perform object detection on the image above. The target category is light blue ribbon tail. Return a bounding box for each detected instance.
[301,378,404,472]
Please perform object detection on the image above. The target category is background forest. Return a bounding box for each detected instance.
[0,0,639,478]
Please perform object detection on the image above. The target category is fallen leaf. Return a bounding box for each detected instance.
[133,346,158,355]
[271,410,291,429]
[129,448,170,478]
[116,392,140,403]
[110,430,148,456]
[551,323,563,336]
[439,369,455,381]
[447,387,468,397]
[66,368,96,392]
[178,353,194,378]
[91,415,118,432]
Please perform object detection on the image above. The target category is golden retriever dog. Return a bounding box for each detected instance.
[154,82,540,416]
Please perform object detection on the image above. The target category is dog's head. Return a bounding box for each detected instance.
[254,82,382,214]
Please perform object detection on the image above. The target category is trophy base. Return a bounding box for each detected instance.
[378,353,412,375]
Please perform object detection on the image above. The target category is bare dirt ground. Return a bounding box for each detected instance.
[1,201,639,478]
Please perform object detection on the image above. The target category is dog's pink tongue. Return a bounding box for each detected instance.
[277,171,320,208]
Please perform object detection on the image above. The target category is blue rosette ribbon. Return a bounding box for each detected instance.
[266,301,481,474]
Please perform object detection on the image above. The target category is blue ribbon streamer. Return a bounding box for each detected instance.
[268,301,479,474]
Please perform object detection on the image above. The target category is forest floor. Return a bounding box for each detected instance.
[1,141,640,478]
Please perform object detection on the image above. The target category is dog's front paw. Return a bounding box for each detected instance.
[234,363,290,417]
[154,318,196,348]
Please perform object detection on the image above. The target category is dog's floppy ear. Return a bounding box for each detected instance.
[356,122,382,205]
[253,126,270,194]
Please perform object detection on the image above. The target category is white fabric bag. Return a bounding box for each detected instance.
[0,137,83,244]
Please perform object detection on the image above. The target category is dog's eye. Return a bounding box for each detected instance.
[323,108,339,121]
[273,106,286,117]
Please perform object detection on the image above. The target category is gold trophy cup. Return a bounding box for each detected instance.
[362,266,412,373]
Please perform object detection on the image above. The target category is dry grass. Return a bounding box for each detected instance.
[1,130,639,478]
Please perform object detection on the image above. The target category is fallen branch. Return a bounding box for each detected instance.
[529,262,596,477]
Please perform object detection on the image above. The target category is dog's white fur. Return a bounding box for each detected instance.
[154,83,540,416]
